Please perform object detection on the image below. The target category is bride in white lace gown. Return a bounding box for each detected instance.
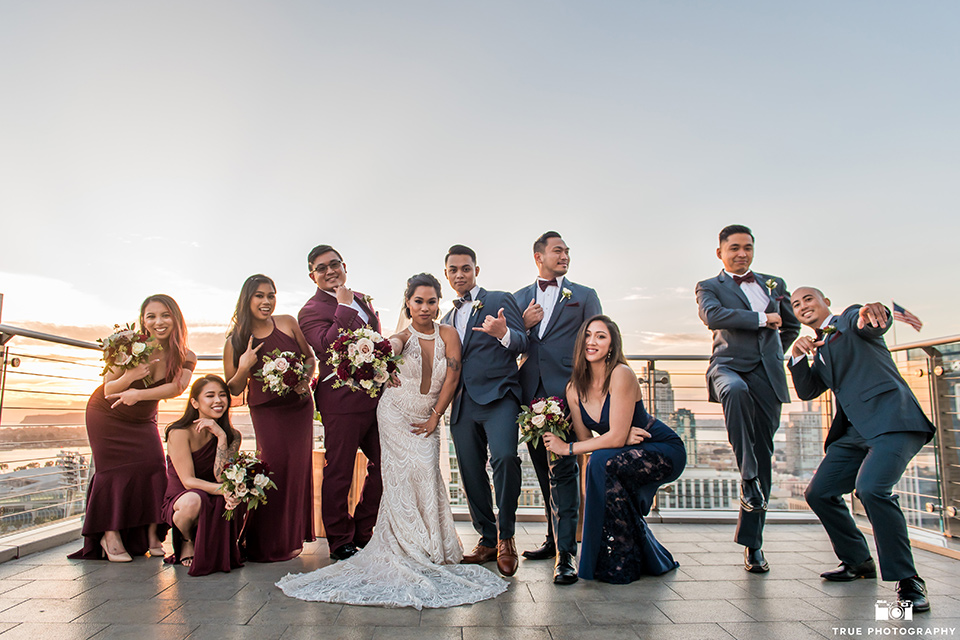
[277,274,507,609]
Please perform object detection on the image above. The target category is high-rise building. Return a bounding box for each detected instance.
[670,408,698,466]
[784,400,827,479]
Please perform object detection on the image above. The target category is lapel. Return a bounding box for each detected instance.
[753,272,777,313]
[460,287,486,353]
[719,270,752,310]
[520,282,543,339]
[542,279,570,338]
[814,316,840,387]
[354,292,376,328]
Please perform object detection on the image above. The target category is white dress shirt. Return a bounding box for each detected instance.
[454,285,511,347]
[535,275,564,339]
[725,270,770,327]
[324,289,370,325]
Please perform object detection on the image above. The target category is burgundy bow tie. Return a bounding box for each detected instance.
[538,278,558,291]
[452,291,472,310]
[732,272,756,285]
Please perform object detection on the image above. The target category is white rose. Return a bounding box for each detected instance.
[262,360,276,375]
[347,343,359,358]
[253,473,269,488]
[548,402,562,415]
[531,414,546,427]
[373,369,389,384]
[235,484,249,498]
[531,400,546,414]
[274,357,289,373]
[356,338,375,355]
[360,379,374,390]
[131,341,146,355]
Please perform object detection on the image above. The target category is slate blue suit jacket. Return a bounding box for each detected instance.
[788,304,935,450]
[441,287,527,423]
[696,270,801,404]
[512,279,601,403]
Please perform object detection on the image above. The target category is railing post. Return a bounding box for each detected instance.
[924,346,957,537]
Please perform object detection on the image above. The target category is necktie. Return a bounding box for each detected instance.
[452,291,472,310]
[732,272,756,285]
[538,278,558,291]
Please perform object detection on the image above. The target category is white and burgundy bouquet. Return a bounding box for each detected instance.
[325,327,402,398]
[253,348,307,397]
[97,323,161,384]
[219,451,276,521]
[517,396,571,461]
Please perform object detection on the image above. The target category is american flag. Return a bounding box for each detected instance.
[893,301,923,332]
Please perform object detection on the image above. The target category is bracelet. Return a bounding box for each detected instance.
[568,442,574,457]
[431,407,441,417]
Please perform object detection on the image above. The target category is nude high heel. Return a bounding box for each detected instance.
[100,536,133,563]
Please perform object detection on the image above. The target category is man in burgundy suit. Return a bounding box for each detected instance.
[298,244,382,561]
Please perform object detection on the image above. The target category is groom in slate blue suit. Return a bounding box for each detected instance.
[789,288,934,612]
[696,224,800,573]
[513,231,601,584]
[442,244,527,577]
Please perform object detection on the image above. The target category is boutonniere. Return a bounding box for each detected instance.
[561,288,572,300]
[471,300,483,316]
[362,294,374,305]
[821,325,837,336]
[764,278,777,296]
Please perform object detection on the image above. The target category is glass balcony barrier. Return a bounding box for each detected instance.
[1,320,957,543]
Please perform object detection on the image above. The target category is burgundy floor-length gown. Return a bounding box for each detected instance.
[69,379,171,559]
[161,438,244,576]
[244,321,315,562]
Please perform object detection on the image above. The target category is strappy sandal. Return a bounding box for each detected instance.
[180,537,195,568]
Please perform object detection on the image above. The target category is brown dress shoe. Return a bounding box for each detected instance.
[462,542,497,564]
[497,537,519,576]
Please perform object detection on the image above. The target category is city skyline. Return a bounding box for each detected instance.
[3,2,958,353]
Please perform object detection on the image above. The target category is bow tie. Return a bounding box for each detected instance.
[452,291,472,310]
[815,328,825,341]
[538,278,558,291]
[732,272,756,285]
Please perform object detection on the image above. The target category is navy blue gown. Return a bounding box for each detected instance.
[579,395,686,583]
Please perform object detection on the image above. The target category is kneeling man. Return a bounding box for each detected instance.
[788,287,935,612]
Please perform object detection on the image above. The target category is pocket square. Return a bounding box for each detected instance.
[566,302,580,308]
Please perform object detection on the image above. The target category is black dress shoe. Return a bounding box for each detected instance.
[330,542,359,561]
[553,552,578,585]
[744,547,769,573]
[897,576,930,613]
[740,478,767,512]
[522,539,557,560]
[821,558,877,581]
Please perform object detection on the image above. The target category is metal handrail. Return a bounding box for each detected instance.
[890,334,960,353]
[0,324,221,360]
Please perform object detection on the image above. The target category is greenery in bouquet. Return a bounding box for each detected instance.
[218,451,277,520]
[517,396,571,461]
[325,327,402,398]
[97,323,161,383]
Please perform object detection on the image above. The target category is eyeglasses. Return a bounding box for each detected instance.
[311,259,343,276]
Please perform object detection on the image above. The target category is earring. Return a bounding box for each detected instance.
[605,351,612,362]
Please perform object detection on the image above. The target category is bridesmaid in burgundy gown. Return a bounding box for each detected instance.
[71,294,197,562]
[224,274,317,562]
[162,375,243,576]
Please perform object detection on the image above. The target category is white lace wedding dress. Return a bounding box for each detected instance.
[276,323,507,609]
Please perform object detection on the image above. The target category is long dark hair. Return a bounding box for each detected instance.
[570,314,629,399]
[140,294,188,383]
[165,375,237,446]
[403,273,443,318]
[227,274,276,368]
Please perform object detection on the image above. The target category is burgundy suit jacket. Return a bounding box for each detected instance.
[298,288,381,416]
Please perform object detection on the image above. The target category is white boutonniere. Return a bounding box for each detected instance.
[471,300,483,316]
[764,278,777,296]
[561,288,572,300]
[362,294,374,305]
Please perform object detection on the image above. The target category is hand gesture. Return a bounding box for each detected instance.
[626,427,651,445]
[473,308,508,340]
[857,303,889,329]
[764,313,782,330]
[126,361,153,382]
[334,284,355,305]
[522,299,544,330]
[791,335,824,359]
[106,389,142,408]
[410,415,439,437]
[224,492,241,511]
[542,432,567,456]
[238,336,263,372]
[194,417,226,440]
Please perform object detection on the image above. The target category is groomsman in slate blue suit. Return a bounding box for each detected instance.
[441,244,527,577]
[513,231,601,585]
[696,224,800,573]
[789,288,934,612]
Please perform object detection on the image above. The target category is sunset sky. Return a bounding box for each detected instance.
[2,1,958,357]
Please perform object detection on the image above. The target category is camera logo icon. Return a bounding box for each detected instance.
[875,599,913,621]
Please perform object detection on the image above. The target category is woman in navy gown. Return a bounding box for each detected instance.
[162,375,243,576]
[224,274,316,562]
[71,294,197,562]
[543,314,686,583]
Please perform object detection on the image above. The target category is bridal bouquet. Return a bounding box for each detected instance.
[219,451,276,520]
[254,348,307,397]
[325,327,402,398]
[517,396,571,461]
[97,323,161,383]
